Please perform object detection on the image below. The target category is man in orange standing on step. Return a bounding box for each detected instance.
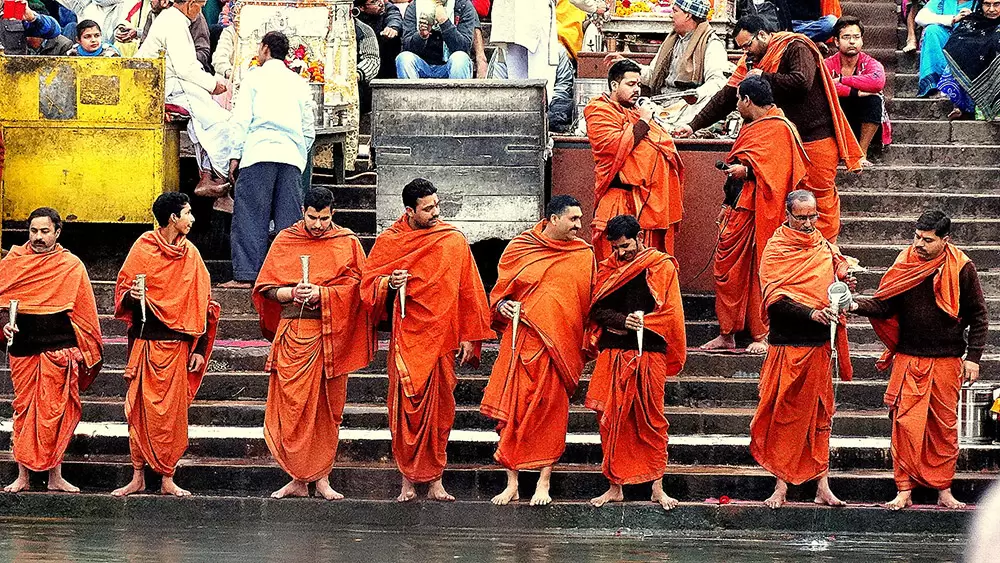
[1,207,103,494]
[585,59,685,262]
[253,187,377,501]
[361,178,494,503]
[585,214,687,511]
[849,210,988,511]
[112,192,220,497]
[700,76,808,355]
[481,195,596,507]
[675,15,863,243]
[752,189,854,509]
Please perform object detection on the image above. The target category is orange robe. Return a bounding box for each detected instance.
[253,222,376,482]
[0,244,103,472]
[584,248,686,485]
[480,222,595,470]
[751,225,852,484]
[361,217,494,483]
[114,231,220,477]
[584,93,685,262]
[867,245,971,491]
[715,107,807,339]
[728,33,863,242]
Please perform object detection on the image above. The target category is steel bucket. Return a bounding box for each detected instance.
[959,382,996,444]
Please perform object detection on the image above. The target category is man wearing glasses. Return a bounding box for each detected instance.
[356,0,403,79]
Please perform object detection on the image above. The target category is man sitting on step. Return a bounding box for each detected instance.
[253,187,376,500]
[848,210,987,510]
[787,0,841,42]
[751,189,854,509]
[395,0,479,79]
[585,214,687,511]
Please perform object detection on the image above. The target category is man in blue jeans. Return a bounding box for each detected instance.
[788,0,838,42]
[222,30,316,288]
[396,0,479,78]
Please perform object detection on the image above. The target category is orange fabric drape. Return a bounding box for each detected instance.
[584,247,686,485]
[584,94,685,261]
[759,224,853,381]
[868,244,969,377]
[820,0,843,18]
[887,354,963,491]
[556,0,586,59]
[9,350,83,472]
[480,221,595,470]
[361,217,494,483]
[715,109,808,336]
[115,230,219,476]
[750,344,835,485]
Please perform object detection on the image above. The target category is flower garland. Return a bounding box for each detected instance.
[249,42,325,83]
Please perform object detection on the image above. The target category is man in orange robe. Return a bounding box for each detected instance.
[1,207,102,494]
[701,76,808,355]
[112,192,220,497]
[253,187,376,500]
[676,16,863,243]
[584,214,686,510]
[752,189,854,509]
[585,59,685,262]
[849,210,987,510]
[481,195,595,507]
[361,178,494,502]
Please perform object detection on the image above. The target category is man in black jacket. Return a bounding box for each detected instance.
[356,0,402,79]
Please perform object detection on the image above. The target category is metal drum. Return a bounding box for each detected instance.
[959,382,997,444]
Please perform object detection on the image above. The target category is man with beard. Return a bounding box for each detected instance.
[751,189,854,509]
[585,214,686,510]
[361,178,494,502]
[111,192,220,497]
[481,195,596,506]
[849,210,987,510]
[253,187,377,500]
[584,59,685,262]
[1,207,103,493]
[355,0,403,79]
[675,15,863,243]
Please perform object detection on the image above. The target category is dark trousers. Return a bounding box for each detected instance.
[231,162,303,281]
[840,94,883,153]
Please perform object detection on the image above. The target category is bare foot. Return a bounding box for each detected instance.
[161,477,191,497]
[47,477,80,493]
[219,280,253,289]
[937,488,966,509]
[746,338,768,355]
[427,479,455,502]
[315,478,344,501]
[492,469,519,506]
[396,477,417,503]
[859,158,875,168]
[111,471,145,497]
[530,466,553,506]
[902,39,917,53]
[885,490,913,511]
[700,334,736,351]
[651,479,678,510]
[764,479,787,509]
[590,484,624,507]
[4,476,29,493]
[814,489,847,507]
[271,479,308,499]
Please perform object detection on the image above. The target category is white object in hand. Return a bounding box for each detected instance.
[827,281,852,347]
[511,301,521,345]
[635,310,644,356]
[135,275,147,324]
[300,255,311,284]
[399,276,407,319]
[7,299,19,348]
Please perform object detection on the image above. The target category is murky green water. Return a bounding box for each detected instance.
[0,520,964,562]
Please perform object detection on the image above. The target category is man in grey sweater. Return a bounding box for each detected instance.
[395,0,479,79]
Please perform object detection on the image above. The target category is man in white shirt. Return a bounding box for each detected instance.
[221,31,316,288]
[136,0,232,193]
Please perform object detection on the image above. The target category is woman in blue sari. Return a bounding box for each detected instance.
[915,0,975,96]
[940,0,1000,119]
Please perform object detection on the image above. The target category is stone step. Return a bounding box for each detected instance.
[854,267,1000,294]
[312,184,376,210]
[837,165,1000,193]
[0,454,992,510]
[839,215,1000,244]
[891,119,1000,144]
[888,97,953,120]
[840,190,1000,218]
[873,144,1000,167]
[840,243,1000,270]
[896,50,919,73]
[0,473,980,535]
[894,72,918,94]
[4,421,997,471]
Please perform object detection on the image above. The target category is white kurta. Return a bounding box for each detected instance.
[490,0,558,97]
[137,6,234,175]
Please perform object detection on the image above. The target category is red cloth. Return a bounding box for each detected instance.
[821,0,842,17]
[471,0,490,17]
[584,93,685,261]
[481,221,595,470]
[361,217,494,483]
[824,52,893,146]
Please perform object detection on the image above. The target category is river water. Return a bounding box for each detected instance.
[0,519,965,562]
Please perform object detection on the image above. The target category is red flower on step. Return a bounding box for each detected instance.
[294,45,307,59]
[719,495,731,505]
[622,0,630,7]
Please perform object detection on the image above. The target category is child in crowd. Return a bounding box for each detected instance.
[70,19,121,57]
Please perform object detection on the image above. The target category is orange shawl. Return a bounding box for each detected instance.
[360,216,494,398]
[728,107,809,252]
[253,221,376,378]
[870,244,970,373]
[728,32,863,172]
[486,221,596,395]
[0,244,103,390]
[584,93,685,231]
[114,230,220,396]
[821,0,842,18]
[585,247,687,377]
[760,225,853,380]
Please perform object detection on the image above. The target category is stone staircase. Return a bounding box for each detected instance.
[1,0,998,534]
